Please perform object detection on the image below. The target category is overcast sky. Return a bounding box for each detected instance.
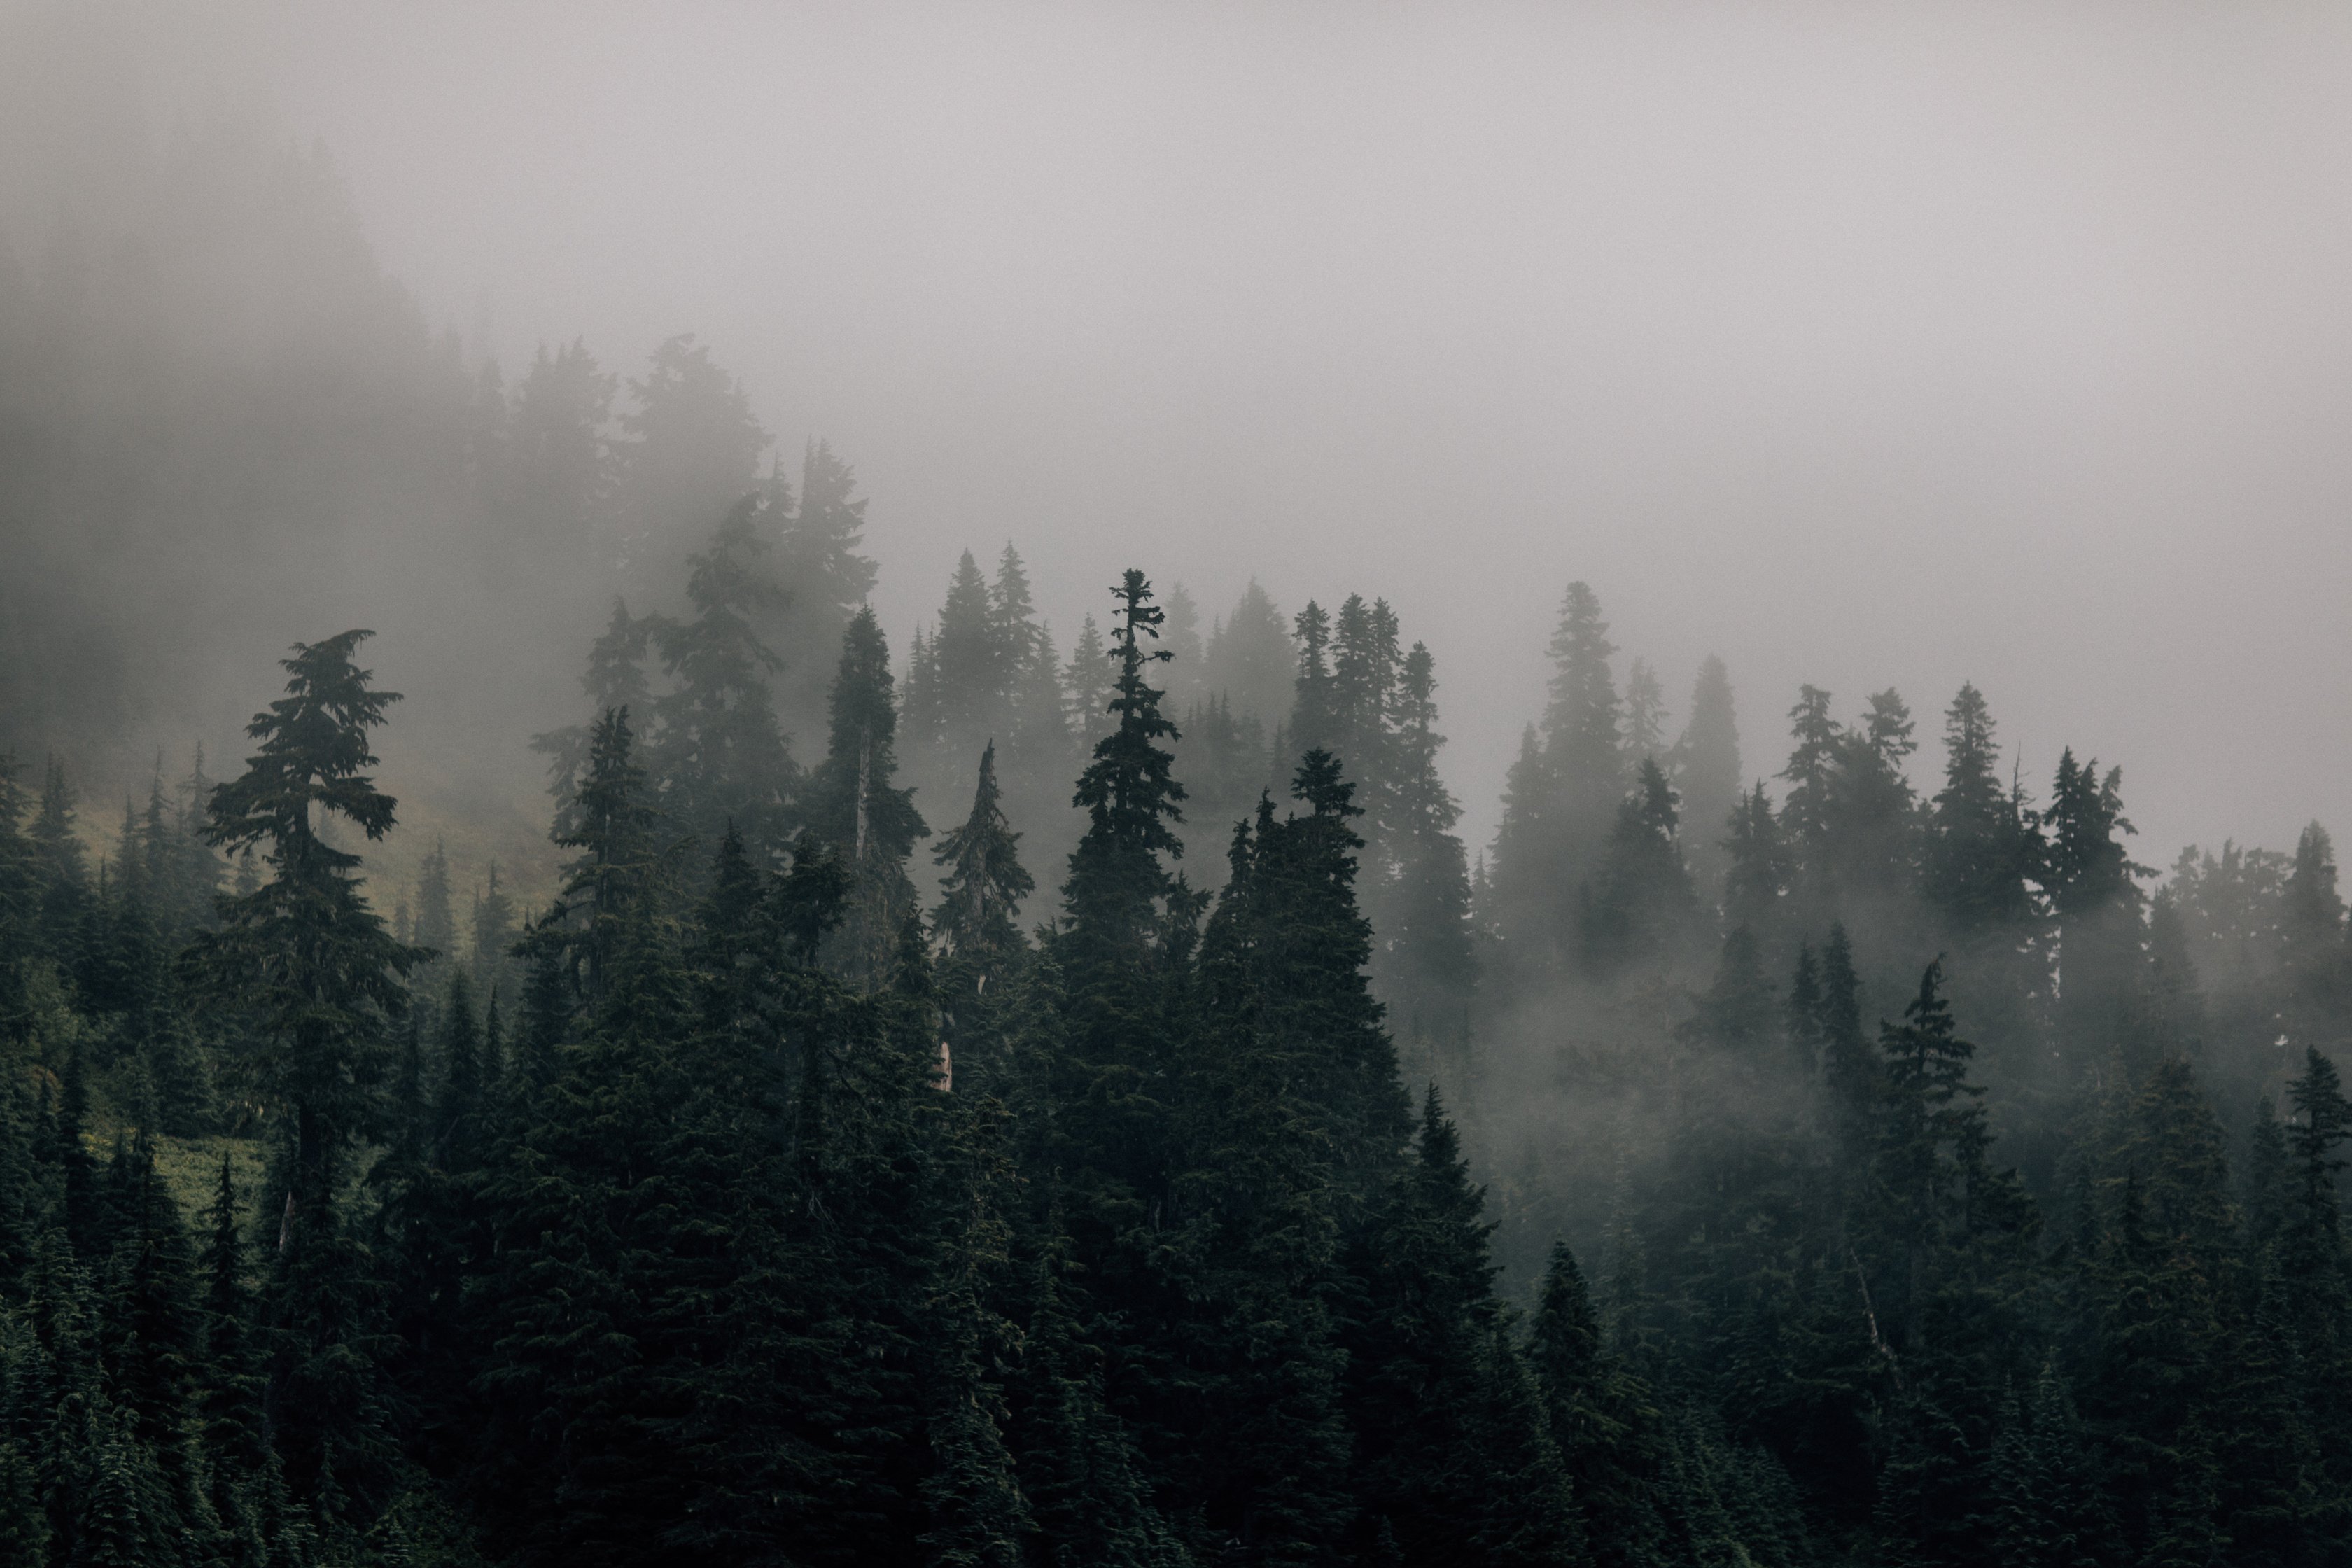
[22,0,2352,864]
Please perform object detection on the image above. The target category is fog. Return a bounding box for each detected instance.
[14,9,2352,1549]
[6,0,2351,874]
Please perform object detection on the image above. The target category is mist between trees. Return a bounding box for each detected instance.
[5,94,2352,1568]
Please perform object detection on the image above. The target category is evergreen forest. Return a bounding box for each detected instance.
[3,83,2351,1568]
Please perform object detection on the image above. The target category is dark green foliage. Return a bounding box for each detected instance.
[804,603,928,986]
[1530,1241,1668,1562]
[1582,757,1700,975]
[1378,642,1478,1064]
[647,500,799,860]
[933,741,1032,967]
[1923,683,2037,937]
[13,514,2352,1568]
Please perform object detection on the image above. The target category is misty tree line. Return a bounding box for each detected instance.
[4,468,2351,1567]
[5,125,2352,1568]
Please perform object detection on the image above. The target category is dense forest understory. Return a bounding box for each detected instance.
[4,115,2352,1568]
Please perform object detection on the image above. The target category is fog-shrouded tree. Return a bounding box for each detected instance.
[757,438,881,746]
[611,332,769,578]
[1203,578,1294,736]
[188,629,422,1518]
[647,499,798,862]
[803,605,927,988]
[1670,653,1741,904]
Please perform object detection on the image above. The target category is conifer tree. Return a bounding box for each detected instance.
[470,859,517,1005]
[1488,581,1625,979]
[933,742,1032,969]
[1582,757,1700,975]
[1541,582,1623,818]
[1530,1240,1667,1564]
[924,548,1002,769]
[192,630,419,1205]
[611,332,769,561]
[1814,923,1877,1189]
[1378,642,1478,1058]
[1346,1088,1576,1567]
[804,604,928,986]
[1778,686,1841,899]
[494,337,617,560]
[1623,656,1667,763]
[1061,614,1114,752]
[1203,578,1294,733]
[648,499,797,859]
[189,630,421,1520]
[2045,750,2148,1070]
[199,1152,265,1483]
[534,594,652,839]
[30,754,90,964]
[1671,653,1742,899]
[774,437,881,737]
[1329,594,1402,808]
[414,836,456,964]
[1923,683,2037,935]
[1054,570,1187,1225]
[533,706,666,1011]
[1289,599,1337,762]
[1822,687,1921,903]
[993,546,1072,790]
[1722,780,1790,939]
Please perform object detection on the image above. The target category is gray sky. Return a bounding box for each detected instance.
[31,0,2352,864]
